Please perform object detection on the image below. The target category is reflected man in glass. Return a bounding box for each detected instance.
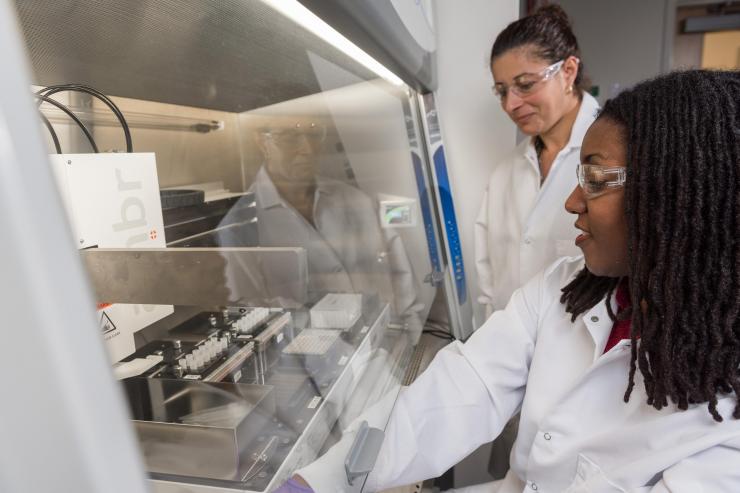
[225,116,423,333]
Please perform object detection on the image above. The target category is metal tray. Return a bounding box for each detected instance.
[123,378,275,481]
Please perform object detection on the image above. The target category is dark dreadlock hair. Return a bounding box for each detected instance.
[561,70,740,422]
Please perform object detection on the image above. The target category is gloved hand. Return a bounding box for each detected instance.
[272,477,314,493]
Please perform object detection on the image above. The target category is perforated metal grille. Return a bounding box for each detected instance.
[14,0,376,112]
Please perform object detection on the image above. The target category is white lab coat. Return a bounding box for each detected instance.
[299,256,740,492]
[475,93,600,315]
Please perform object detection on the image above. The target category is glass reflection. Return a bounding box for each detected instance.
[220,114,423,333]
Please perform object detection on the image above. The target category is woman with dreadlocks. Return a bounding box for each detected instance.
[279,69,740,493]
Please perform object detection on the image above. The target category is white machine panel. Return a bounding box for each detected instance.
[49,152,173,362]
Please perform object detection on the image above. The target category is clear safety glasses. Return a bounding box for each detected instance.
[576,164,626,199]
[261,122,327,151]
[492,59,565,101]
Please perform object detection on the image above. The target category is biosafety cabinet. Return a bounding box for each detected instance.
[1,1,471,492]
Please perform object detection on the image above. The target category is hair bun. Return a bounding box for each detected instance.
[534,4,572,27]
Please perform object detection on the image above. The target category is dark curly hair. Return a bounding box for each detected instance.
[560,70,740,422]
[490,4,588,95]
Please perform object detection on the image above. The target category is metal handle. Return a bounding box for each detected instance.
[424,270,445,286]
[344,421,385,486]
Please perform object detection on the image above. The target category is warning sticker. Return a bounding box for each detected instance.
[100,312,117,335]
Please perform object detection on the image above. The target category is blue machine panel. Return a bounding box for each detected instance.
[411,151,442,277]
[432,146,466,304]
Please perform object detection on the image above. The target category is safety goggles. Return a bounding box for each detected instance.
[492,59,565,101]
[576,164,626,199]
[261,122,327,151]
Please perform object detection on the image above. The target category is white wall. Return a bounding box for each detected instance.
[556,0,670,104]
[433,0,519,330]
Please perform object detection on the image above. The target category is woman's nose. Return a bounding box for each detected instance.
[564,185,586,215]
[503,91,524,113]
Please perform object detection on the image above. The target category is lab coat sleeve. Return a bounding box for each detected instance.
[643,435,740,492]
[298,270,543,492]
[474,189,495,318]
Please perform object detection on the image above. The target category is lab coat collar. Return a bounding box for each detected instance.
[253,166,333,210]
[523,92,600,164]
[582,292,619,362]
[253,167,282,209]
[566,92,600,153]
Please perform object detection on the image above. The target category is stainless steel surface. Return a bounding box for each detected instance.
[13,0,377,113]
[144,303,401,492]
[124,378,275,481]
[41,105,225,133]
[165,219,258,248]
[80,247,308,307]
